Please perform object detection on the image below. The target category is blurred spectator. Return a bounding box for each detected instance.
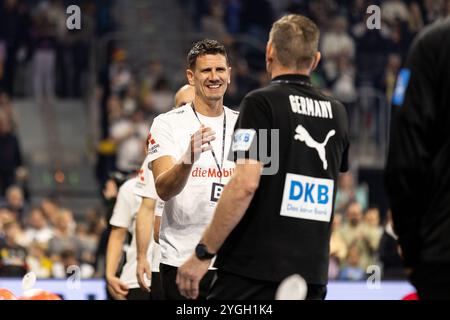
[0,207,16,232]
[76,223,99,266]
[0,91,18,132]
[109,110,148,173]
[347,0,367,26]
[31,2,57,103]
[335,171,368,212]
[408,2,424,34]
[444,0,450,18]
[329,213,348,280]
[201,1,232,46]
[5,185,26,222]
[381,0,410,26]
[0,0,31,96]
[225,0,242,34]
[26,241,52,278]
[225,58,260,108]
[309,0,338,29]
[331,55,357,105]
[363,207,383,262]
[320,16,355,82]
[48,210,81,259]
[379,209,407,279]
[109,49,132,96]
[340,202,374,269]
[122,82,138,117]
[422,0,443,24]
[0,110,23,196]
[150,78,175,114]
[23,207,54,246]
[339,244,366,280]
[139,60,164,103]
[379,53,401,102]
[0,220,28,277]
[40,197,60,227]
[387,20,411,59]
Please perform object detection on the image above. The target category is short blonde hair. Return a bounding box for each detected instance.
[269,14,320,70]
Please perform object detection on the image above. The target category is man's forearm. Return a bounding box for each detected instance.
[106,228,127,279]
[201,174,258,254]
[155,161,193,201]
[136,203,154,260]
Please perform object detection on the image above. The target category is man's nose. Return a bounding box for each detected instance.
[208,70,220,82]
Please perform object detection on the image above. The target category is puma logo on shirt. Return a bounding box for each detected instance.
[294,125,336,170]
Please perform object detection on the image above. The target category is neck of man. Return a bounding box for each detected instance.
[193,96,224,117]
[270,64,311,80]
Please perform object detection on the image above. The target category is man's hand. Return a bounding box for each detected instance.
[103,179,118,199]
[106,276,129,300]
[176,254,210,299]
[181,125,216,164]
[136,257,152,292]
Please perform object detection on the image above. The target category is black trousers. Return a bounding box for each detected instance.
[410,263,450,300]
[160,263,216,300]
[127,288,152,300]
[151,271,165,300]
[208,270,327,300]
[123,272,164,300]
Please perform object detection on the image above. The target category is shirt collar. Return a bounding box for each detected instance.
[271,74,311,84]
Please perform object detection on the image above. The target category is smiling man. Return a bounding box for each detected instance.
[136,39,239,300]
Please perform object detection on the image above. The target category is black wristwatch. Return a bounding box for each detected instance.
[195,243,216,260]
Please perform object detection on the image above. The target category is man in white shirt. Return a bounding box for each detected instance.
[106,160,162,300]
[136,39,238,299]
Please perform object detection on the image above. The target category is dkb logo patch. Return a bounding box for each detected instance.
[279,173,334,222]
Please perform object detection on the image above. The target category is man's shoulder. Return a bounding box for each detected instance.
[240,87,273,108]
[224,105,239,117]
[119,177,138,194]
[154,104,191,122]
[417,17,450,45]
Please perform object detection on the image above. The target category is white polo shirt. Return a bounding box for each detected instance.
[109,168,162,289]
[147,103,239,267]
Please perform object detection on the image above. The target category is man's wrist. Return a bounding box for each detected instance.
[137,254,147,262]
[195,243,216,261]
[106,274,116,281]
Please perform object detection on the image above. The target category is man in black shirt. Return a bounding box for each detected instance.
[385,17,450,300]
[177,14,349,300]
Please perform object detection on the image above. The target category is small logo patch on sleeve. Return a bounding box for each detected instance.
[392,68,411,106]
[232,129,256,152]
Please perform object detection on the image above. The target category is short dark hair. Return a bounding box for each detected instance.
[269,14,320,69]
[187,39,229,69]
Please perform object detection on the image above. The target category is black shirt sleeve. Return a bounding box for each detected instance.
[228,93,272,163]
[340,142,349,172]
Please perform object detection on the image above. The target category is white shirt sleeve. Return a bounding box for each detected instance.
[110,180,135,228]
[154,200,164,217]
[146,115,177,164]
[134,156,158,199]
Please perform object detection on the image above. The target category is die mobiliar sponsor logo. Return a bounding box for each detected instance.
[191,167,235,178]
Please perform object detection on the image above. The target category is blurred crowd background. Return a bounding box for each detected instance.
[1,0,449,281]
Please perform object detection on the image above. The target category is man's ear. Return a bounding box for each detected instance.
[227,67,232,84]
[310,52,321,72]
[266,41,274,66]
[186,69,194,86]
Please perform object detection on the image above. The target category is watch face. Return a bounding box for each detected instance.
[196,244,214,260]
[196,244,206,259]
